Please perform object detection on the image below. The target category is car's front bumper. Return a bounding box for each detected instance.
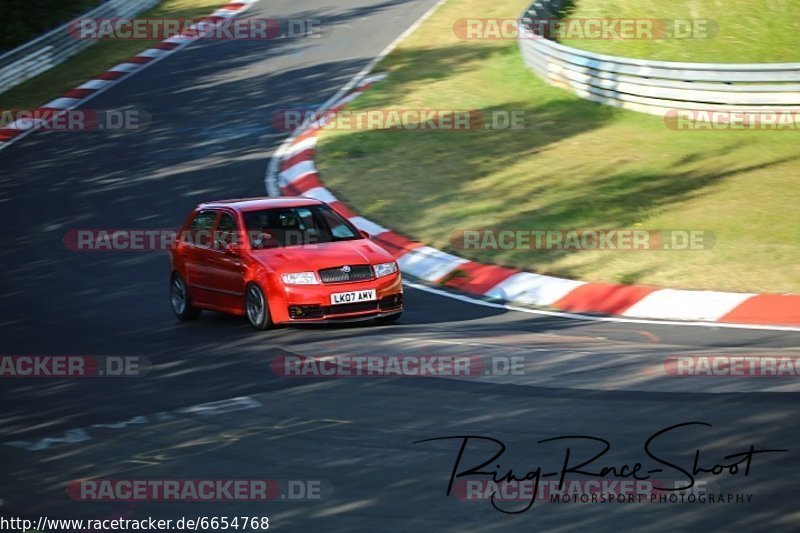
[269,273,403,324]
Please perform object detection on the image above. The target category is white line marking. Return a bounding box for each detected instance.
[265,0,450,195]
[310,0,449,118]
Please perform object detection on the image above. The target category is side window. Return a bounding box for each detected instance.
[184,210,217,247]
[214,212,239,249]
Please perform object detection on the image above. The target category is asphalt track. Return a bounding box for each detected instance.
[0,0,799,531]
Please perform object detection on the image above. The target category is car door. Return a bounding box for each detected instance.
[206,210,246,310]
[182,209,218,305]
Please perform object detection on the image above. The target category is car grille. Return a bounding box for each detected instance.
[318,265,374,284]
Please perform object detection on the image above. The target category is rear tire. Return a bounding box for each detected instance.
[170,273,201,321]
[246,283,272,331]
[375,312,402,325]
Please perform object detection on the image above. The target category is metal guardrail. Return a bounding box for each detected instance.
[519,0,800,115]
[0,0,160,96]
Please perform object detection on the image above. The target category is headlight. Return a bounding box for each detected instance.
[280,272,318,285]
[373,261,398,278]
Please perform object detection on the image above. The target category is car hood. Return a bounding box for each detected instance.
[250,239,396,273]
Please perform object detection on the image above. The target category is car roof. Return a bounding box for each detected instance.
[197,196,323,212]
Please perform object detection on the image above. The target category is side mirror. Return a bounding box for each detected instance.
[224,242,241,255]
[359,230,371,240]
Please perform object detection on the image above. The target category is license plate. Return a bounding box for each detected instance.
[331,289,377,305]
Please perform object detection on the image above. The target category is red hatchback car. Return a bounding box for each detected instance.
[169,197,403,330]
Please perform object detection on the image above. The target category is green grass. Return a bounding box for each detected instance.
[0,0,224,110]
[316,0,800,293]
[560,0,800,62]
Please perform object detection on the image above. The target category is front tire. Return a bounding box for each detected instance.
[246,283,272,330]
[170,273,201,321]
[375,312,402,325]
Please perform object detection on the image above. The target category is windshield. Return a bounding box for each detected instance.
[243,204,362,249]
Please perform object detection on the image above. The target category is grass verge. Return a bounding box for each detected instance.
[315,0,800,293]
[559,0,800,63]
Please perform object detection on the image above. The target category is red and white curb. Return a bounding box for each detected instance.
[267,76,800,329]
[0,0,260,151]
